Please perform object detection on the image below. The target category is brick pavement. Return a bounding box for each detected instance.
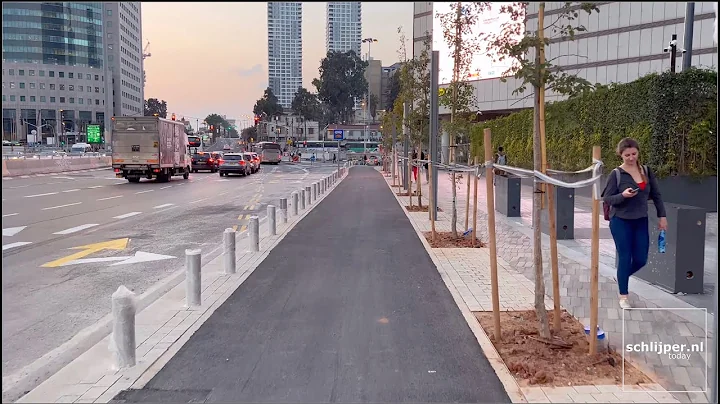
[389,169,713,403]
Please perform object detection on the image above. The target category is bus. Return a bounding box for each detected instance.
[251,141,282,164]
[297,141,342,161]
[345,141,380,156]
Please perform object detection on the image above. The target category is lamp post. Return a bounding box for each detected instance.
[23,121,55,146]
[362,37,378,154]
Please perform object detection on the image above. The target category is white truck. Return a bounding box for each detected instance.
[111,116,191,183]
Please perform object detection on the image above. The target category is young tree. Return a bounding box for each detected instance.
[437,2,487,238]
[484,2,599,339]
[313,51,368,124]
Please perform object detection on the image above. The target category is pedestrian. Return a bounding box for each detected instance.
[333,153,336,163]
[494,146,507,176]
[412,150,419,181]
[602,137,667,309]
[421,150,429,182]
[363,154,368,165]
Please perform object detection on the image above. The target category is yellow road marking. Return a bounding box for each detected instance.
[240,225,247,232]
[243,205,249,210]
[42,238,130,268]
[248,205,256,210]
[232,225,238,231]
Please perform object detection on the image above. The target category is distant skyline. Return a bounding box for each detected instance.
[141,2,412,128]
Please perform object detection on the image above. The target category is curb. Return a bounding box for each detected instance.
[382,171,528,403]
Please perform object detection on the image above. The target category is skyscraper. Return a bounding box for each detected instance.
[267,2,302,109]
[326,2,362,56]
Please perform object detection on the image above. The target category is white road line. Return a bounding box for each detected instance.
[113,211,142,219]
[135,190,154,194]
[88,185,104,189]
[3,242,32,251]
[159,185,172,190]
[54,176,75,180]
[189,198,209,204]
[62,189,81,193]
[218,191,228,196]
[20,175,30,179]
[24,192,58,198]
[53,223,99,235]
[97,195,123,201]
[42,202,82,210]
[2,213,19,217]
[153,203,174,209]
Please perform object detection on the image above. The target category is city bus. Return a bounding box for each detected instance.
[251,141,282,164]
[345,141,380,155]
[297,141,343,161]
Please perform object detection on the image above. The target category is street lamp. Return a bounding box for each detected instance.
[362,38,378,153]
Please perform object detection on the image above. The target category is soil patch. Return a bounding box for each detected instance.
[405,205,444,213]
[396,191,418,197]
[474,310,650,387]
[423,231,485,248]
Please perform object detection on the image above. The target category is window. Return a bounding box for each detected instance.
[19,70,25,76]
[107,33,113,39]
[39,70,45,77]
[20,96,26,102]
[69,85,74,91]
[10,82,15,89]
[40,96,46,102]
[95,75,99,81]
[59,72,65,78]
[79,98,84,104]
[19,82,25,89]
[50,84,55,90]
[60,97,65,103]
[95,99,100,105]
[29,70,35,76]
[107,21,113,27]
[10,95,16,101]
[69,72,74,79]
[49,71,55,77]
[50,97,56,102]
[70,97,75,104]
[95,87,100,93]
[2,95,5,102]
[78,85,83,91]
[9,69,14,75]
[30,96,36,102]
[86,74,92,80]
[60,84,65,90]
[29,83,35,89]
[40,83,45,89]
[87,99,92,105]
[107,9,112,15]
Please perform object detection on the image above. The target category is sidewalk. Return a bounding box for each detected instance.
[111,166,511,403]
[409,169,713,403]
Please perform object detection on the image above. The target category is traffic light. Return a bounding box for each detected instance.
[210,125,214,131]
[254,115,260,125]
[171,113,176,121]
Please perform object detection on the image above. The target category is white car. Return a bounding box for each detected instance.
[223,144,231,151]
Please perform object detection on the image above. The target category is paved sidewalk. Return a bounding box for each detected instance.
[404,170,713,403]
[112,166,511,403]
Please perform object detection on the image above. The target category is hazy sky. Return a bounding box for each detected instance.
[141,2,413,127]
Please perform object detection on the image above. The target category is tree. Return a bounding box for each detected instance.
[291,87,321,122]
[438,2,488,239]
[241,126,258,142]
[368,94,379,123]
[144,98,167,118]
[484,2,599,340]
[313,50,368,124]
[252,87,283,120]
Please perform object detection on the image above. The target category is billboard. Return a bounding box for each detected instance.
[432,2,516,85]
[87,124,102,144]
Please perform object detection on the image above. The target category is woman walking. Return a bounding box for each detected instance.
[602,137,667,309]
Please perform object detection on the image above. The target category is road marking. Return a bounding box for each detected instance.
[243,205,249,210]
[53,223,99,235]
[218,191,228,196]
[54,176,75,180]
[110,251,175,266]
[215,179,230,182]
[3,242,32,251]
[240,224,247,232]
[41,238,129,268]
[159,185,172,190]
[135,190,154,194]
[20,175,30,179]
[154,203,174,209]
[2,213,18,218]
[190,198,209,204]
[88,185,104,189]
[24,192,58,198]
[97,195,123,201]
[42,202,82,211]
[3,226,27,237]
[113,212,142,219]
[62,189,81,193]
[232,225,238,231]
[248,204,256,210]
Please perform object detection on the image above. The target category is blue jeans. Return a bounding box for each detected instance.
[609,216,649,295]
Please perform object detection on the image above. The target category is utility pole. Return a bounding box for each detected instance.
[682,2,695,71]
[664,34,679,73]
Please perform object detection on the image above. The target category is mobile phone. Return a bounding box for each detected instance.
[630,187,640,193]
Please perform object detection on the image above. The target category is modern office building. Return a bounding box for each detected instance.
[103,2,144,118]
[2,2,111,144]
[381,62,403,110]
[267,2,303,109]
[326,2,362,55]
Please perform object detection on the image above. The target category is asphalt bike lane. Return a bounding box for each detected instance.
[114,166,510,403]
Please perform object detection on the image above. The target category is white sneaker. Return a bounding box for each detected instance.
[619,297,632,310]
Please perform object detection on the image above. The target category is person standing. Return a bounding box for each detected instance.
[602,137,667,309]
[421,150,429,183]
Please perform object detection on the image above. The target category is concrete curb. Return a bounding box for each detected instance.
[381,170,528,404]
[13,164,351,403]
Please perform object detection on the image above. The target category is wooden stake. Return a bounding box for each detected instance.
[484,128,501,342]
[429,161,437,242]
[465,155,471,231]
[547,164,561,333]
[589,145,602,355]
[472,156,478,248]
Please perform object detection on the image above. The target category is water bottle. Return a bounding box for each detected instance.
[658,230,666,253]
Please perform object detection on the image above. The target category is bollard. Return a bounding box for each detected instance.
[305,186,311,206]
[292,192,299,216]
[185,249,202,307]
[280,197,288,223]
[301,188,307,210]
[111,285,136,369]
[223,228,236,274]
[249,216,259,251]
[267,205,277,236]
[312,183,317,201]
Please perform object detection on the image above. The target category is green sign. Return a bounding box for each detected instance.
[87,125,102,144]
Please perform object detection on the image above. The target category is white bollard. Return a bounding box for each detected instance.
[185,249,202,307]
[267,205,277,236]
[111,285,136,369]
[223,228,236,274]
[312,183,317,201]
[300,188,307,210]
[305,186,311,206]
[249,216,259,251]
[280,197,288,223]
[292,192,299,216]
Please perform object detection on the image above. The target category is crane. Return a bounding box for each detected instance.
[142,40,151,60]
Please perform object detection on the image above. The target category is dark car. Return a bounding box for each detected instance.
[191,152,218,173]
[218,153,251,177]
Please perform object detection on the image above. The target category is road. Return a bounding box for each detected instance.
[1,162,338,378]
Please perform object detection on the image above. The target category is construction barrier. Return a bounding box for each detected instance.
[2,156,112,177]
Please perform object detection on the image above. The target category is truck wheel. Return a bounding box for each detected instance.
[183,168,190,179]
[128,177,140,183]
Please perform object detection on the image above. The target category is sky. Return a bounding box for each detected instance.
[141,2,413,128]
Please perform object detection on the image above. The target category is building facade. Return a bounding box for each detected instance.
[326,2,362,55]
[2,2,111,144]
[380,62,402,111]
[103,2,144,118]
[267,2,303,109]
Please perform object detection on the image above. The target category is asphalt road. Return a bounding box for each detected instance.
[113,166,510,403]
[1,162,338,378]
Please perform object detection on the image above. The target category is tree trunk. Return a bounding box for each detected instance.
[533,76,551,340]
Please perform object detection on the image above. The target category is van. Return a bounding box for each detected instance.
[70,143,93,154]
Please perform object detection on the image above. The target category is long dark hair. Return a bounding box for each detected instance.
[616,137,646,182]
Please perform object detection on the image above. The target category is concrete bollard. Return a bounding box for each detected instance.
[312,183,317,201]
[267,205,277,236]
[280,197,288,223]
[185,249,202,307]
[292,192,299,216]
[111,285,136,369]
[305,186,311,206]
[301,188,307,210]
[223,228,236,274]
[249,216,259,251]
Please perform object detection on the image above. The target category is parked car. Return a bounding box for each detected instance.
[191,152,218,173]
[218,153,251,176]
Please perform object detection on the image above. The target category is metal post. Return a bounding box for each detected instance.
[391,119,396,182]
[668,33,678,73]
[111,285,136,369]
[430,50,440,221]
[682,2,695,71]
[403,102,410,190]
[223,228,236,274]
[249,216,259,252]
[280,197,288,223]
[268,205,277,235]
[185,249,202,307]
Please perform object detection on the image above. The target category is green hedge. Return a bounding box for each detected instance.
[470,68,717,178]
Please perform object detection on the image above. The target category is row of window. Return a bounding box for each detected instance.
[1,10,102,25]
[122,103,141,114]
[121,79,141,94]
[121,91,141,104]
[2,21,102,36]
[4,68,103,81]
[3,82,103,93]
[3,46,103,59]
[3,33,101,47]
[3,94,103,106]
